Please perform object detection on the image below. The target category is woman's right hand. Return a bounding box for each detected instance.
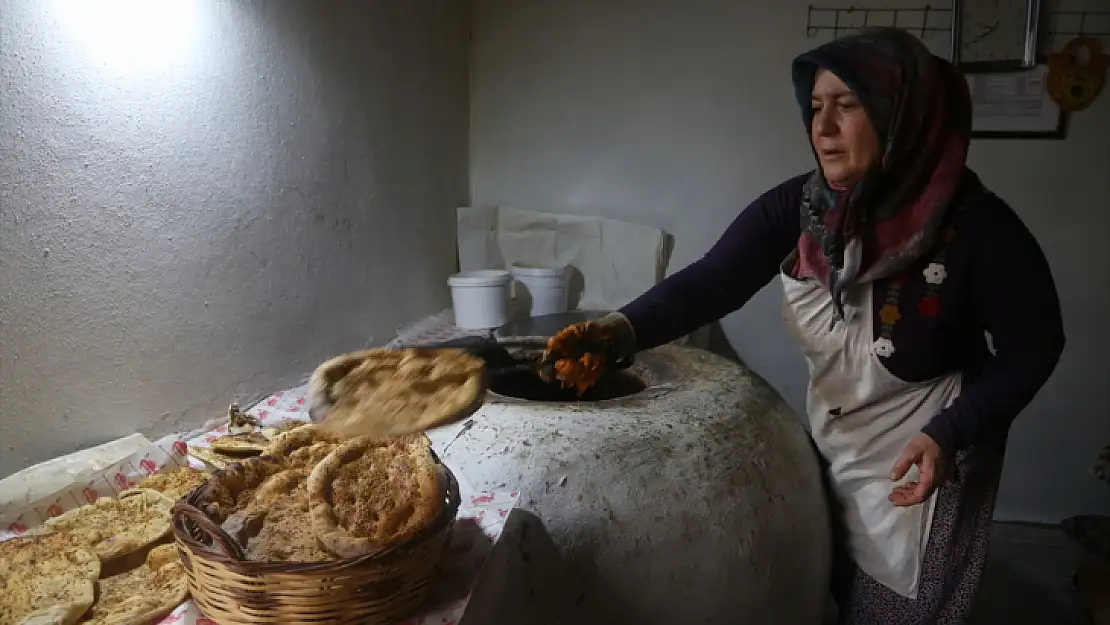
[540,314,636,393]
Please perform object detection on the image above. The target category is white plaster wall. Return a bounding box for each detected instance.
[470,0,1110,522]
[0,0,470,477]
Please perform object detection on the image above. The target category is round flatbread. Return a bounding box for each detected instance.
[194,455,287,521]
[237,468,332,563]
[79,544,188,625]
[133,466,209,500]
[307,435,445,558]
[262,424,345,471]
[40,489,175,564]
[210,432,269,455]
[308,347,487,439]
[191,455,331,562]
[264,424,340,456]
[0,532,100,625]
[261,418,308,441]
[186,446,231,471]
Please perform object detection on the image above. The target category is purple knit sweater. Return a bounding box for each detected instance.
[619,171,1065,456]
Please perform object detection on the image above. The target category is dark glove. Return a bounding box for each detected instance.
[541,313,637,391]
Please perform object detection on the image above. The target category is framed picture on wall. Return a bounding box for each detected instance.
[952,0,1042,72]
[966,64,1068,139]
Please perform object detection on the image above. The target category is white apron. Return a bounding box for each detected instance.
[781,271,961,599]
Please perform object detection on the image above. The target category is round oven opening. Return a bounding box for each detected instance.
[488,370,647,402]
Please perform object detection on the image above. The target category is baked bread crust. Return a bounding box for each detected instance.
[209,432,269,455]
[40,489,176,564]
[195,454,334,562]
[238,468,331,562]
[308,347,487,439]
[134,466,209,501]
[195,455,287,522]
[0,532,100,625]
[264,424,341,456]
[187,446,225,470]
[306,435,444,558]
[261,418,308,441]
[78,544,188,625]
[263,424,345,471]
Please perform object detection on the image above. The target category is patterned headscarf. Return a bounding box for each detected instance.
[787,27,977,318]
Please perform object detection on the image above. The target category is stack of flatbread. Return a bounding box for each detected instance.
[186,346,473,564]
[192,425,447,564]
[0,429,328,624]
[0,532,100,625]
[189,403,306,470]
[134,466,210,501]
[0,487,189,625]
[2,346,474,623]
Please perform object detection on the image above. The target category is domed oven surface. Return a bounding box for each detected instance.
[440,344,831,624]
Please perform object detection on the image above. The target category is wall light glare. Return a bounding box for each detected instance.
[56,0,199,74]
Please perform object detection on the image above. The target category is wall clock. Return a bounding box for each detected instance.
[953,0,1042,72]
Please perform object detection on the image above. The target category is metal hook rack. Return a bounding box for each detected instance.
[806,4,1110,42]
[1045,10,1110,39]
[805,4,952,40]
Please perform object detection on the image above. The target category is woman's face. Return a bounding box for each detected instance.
[810,68,880,188]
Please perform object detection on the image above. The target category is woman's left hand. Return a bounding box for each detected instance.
[889,433,948,507]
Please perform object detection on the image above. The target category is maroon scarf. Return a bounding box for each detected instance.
[787,28,977,317]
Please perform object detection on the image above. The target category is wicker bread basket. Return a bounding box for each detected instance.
[171,449,461,624]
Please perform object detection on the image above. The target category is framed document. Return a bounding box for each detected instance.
[966,64,1067,138]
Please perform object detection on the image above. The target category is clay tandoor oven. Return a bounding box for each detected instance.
[439,343,832,625]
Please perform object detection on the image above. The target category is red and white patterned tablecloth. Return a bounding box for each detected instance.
[2,379,518,625]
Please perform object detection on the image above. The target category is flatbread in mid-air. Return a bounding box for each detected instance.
[307,348,486,439]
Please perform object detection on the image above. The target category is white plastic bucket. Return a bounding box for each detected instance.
[448,270,512,330]
[511,264,569,318]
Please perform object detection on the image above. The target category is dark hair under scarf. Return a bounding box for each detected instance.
[787,27,981,319]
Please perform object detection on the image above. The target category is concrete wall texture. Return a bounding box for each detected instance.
[3,0,1107,523]
[0,0,470,475]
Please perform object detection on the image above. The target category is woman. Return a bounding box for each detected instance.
[546,27,1065,623]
